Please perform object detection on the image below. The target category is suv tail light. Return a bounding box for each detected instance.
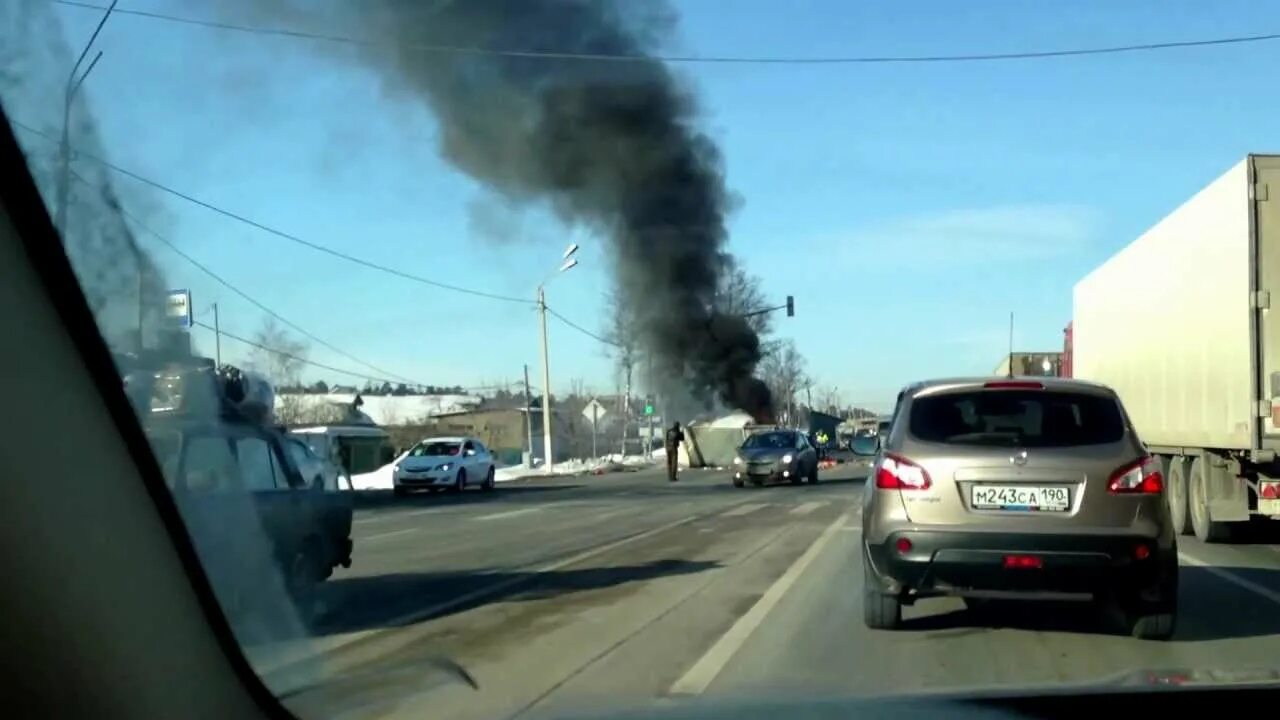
[876,453,932,491]
[1109,456,1163,494]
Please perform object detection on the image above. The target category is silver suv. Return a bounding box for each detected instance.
[853,378,1177,640]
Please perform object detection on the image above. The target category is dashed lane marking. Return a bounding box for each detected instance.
[354,507,451,525]
[670,510,852,695]
[721,503,768,517]
[1180,551,1280,605]
[476,507,543,522]
[362,527,418,542]
[790,501,826,516]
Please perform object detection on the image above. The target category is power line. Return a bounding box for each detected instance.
[189,319,516,393]
[53,0,1280,64]
[11,119,533,305]
[546,304,620,348]
[118,201,423,386]
[18,118,614,376]
[191,319,399,384]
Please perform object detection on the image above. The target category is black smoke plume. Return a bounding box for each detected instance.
[271,0,774,420]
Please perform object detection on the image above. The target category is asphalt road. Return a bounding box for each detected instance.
[270,461,1280,720]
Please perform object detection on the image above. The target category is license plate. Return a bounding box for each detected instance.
[971,485,1069,512]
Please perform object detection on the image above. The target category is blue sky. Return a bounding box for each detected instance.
[25,0,1280,411]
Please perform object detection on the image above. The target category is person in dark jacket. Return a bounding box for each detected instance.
[664,422,684,482]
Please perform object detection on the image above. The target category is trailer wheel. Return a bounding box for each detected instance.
[1189,456,1232,543]
[1165,456,1190,536]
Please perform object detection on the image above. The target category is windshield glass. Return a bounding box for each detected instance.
[10,0,1280,716]
[910,390,1125,447]
[743,432,796,449]
[410,441,461,457]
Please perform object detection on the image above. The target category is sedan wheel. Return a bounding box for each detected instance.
[452,469,467,493]
[483,467,496,491]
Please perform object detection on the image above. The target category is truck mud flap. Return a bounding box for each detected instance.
[1207,454,1250,522]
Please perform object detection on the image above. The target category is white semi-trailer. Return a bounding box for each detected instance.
[1072,154,1280,543]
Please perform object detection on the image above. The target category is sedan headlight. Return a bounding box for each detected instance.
[439,463,452,472]
[782,454,793,464]
[733,456,743,465]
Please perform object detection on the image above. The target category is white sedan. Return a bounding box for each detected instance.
[393,436,496,495]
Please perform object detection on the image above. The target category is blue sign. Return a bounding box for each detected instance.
[165,289,192,328]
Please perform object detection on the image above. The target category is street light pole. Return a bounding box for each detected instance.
[523,364,534,468]
[536,243,580,475]
[55,0,116,236]
[538,285,554,474]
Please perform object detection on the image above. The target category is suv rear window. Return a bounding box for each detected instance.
[908,390,1125,447]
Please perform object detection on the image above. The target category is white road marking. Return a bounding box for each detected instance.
[670,510,852,696]
[362,527,418,542]
[260,512,705,681]
[476,507,542,522]
[721,503,767,517]
[790,501,825,516]
[354,507,449,525]
[1180,551,1280,605]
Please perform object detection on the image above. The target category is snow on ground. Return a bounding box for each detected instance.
[278,393,482,426]
[349,450,407,490]
[351,452,657,489]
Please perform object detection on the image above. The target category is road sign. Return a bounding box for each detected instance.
[582,398,607,424]
[165,289,192,328]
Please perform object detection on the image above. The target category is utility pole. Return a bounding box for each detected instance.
[538,286,554,473]
[135,264,144,353]
[621,359,632,457]
[646,355,656,458]
[534,243,578,474]
[55,0,116,236]
[213,303,222,366]
[523,363,534,469]
[591,404,599,458]
[1007,311,1015,378]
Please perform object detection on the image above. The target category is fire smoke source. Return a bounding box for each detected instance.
[281,0,774,420]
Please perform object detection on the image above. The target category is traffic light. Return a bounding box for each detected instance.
[786,295,795,317]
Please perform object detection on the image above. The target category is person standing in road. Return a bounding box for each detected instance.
[664,421,684,482]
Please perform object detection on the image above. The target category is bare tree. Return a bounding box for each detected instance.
[715,260,773,337]
[247,318,309,387]
[814,385,843,415]
[758,339,808,426]
[602,287,640,386]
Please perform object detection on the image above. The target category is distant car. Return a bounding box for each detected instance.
[393,436,496,495]
[731,429,819,487]
[855,377,1177,640]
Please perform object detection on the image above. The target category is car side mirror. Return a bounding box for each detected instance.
[466,449,476,457]
[851,435,880,457]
